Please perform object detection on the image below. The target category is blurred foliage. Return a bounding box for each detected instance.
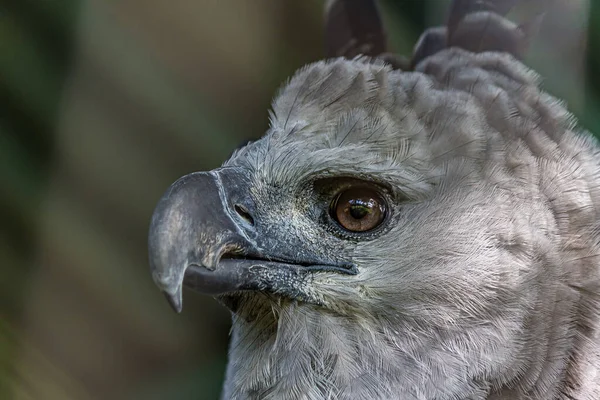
[0,0,596,399]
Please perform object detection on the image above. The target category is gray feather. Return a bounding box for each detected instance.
[217,43,600,398]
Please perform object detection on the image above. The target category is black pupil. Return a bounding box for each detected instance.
[348,199,372,219]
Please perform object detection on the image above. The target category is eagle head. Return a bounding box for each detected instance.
[148,1,600,398]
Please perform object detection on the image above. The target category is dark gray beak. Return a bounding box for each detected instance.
[148,170,255,312]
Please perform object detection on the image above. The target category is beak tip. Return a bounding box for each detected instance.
[163,290,183,313]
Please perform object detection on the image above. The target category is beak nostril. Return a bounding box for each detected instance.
[234,204,254,225]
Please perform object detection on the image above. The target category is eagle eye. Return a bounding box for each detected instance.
[330,187,386,233]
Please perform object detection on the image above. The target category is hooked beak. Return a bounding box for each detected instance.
[148,170,256,312]
[148,169,356,313]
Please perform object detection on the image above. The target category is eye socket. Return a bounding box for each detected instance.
[330,186,387,233]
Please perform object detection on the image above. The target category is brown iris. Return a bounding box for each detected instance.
[331,187,386,232]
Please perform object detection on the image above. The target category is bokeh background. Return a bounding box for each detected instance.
[0,0,596,399]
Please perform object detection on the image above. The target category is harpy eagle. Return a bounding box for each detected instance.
[148,0,600,398]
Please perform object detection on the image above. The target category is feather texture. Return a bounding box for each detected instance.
[214,1,600,398]
[220,44,600,399]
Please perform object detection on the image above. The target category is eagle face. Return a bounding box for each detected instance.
[216,56,531,327]
[148,1,600,398]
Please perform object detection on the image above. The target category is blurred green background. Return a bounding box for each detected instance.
[0,0,596,399]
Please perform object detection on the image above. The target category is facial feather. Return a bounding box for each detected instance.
[216,48,600,399]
